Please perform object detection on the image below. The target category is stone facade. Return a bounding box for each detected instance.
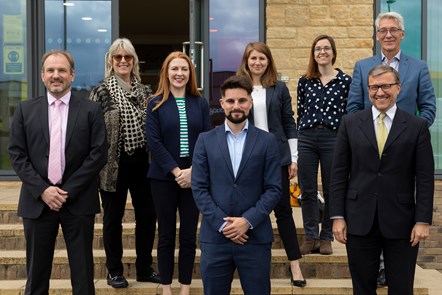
[266,0,442,273]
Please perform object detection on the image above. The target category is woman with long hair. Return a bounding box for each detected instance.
[146,51,211,295]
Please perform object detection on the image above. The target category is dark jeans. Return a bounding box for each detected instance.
[100,149,156,277]
[150,157,199,285]
[298,127,335,241]
[274,166,302,260]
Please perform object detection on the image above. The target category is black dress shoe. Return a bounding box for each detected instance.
[107,274,129,288]
[136,270,161,284]
[289,267,307,288]
[377,268,388,287]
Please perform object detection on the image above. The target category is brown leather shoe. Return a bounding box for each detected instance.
[319,239,333,255]
[300,239,320,255]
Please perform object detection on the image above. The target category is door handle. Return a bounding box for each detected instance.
[183,41,204,91]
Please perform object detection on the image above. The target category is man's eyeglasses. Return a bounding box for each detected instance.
[314,46,332,53]
[368,83,398,92]
[113,54,133,62]
[377,27,402,37]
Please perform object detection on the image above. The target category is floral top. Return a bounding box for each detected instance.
[297,69,351,131]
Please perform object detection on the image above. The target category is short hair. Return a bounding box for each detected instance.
[367,64,400,85]
[375,12,405,31]
[41,50,75,72]
[236,42,278,87]
[220,75,253,97]
[304,35,337,80]
[105,38,141,81]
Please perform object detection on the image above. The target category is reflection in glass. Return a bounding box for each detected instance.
[428,0,442,170]
[209,0,260,126]
[45,0,112,91]
[0,0,27,170]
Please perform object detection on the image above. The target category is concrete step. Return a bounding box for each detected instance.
[0,245,349,280]
[0,222,307,251]
[0,277,431,295]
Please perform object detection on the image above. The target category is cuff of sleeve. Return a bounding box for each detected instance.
[288,138,298,163]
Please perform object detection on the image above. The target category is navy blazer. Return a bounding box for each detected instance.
[329,108,434,239]
[146,93,211,181]
[249,81,297,166]
[8,94,108,219]
[191,123,282,244]
[346,52,436,126]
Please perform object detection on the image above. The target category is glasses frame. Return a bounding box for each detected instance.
[313,46,332,53]
[368,83,399,92]
[377,27,402,37]
[113,54,134,62]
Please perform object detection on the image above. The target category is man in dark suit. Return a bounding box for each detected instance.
[192,75,281,295]
[347,12,436,126]
[8,50,108,295]
[330,65,434,295]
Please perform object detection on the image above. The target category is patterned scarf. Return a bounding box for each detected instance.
[107,73,146,155]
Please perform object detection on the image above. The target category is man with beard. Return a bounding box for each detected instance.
[191,75,282,295]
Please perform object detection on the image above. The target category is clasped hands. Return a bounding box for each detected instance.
[174,167,192,189]
[222,217,250,245]
[41,186,68,211]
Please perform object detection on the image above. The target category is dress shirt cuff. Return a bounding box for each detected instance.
[416,222,429,225]
[218,221,228,232]
[288,138,298,163]
[243,217,253,229]
[331,216,344,220]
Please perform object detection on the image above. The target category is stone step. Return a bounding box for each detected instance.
[0,245,349,280]
[0,222,307,251]
[0,277,431,295]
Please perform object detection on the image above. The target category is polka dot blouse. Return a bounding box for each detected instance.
[297,69,352,131]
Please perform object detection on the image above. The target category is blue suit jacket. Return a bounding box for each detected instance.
[346,52,436,126]
[249,81,297,166]
[146,93,211,181]
[191,123,282,244]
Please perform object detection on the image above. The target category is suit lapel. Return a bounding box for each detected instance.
[398,52,410,86]
[216,125,235,178]
[39,97,50,145]
[265,85,275,112]
[235,125,257,179]
[65,94,80,149]
[359,109,378,155]
[384,109,407,152]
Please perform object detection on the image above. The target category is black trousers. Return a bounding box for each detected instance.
[151,161,199,285]
[274,165,302,260]
[100,149,156,277]
[23,206,95,295]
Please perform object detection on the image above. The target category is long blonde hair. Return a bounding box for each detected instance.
[105,38,141,81]
[152,51,201,111]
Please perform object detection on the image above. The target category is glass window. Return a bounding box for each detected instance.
[208,0,260,126]
[45,0,112,92]
[380,0,421,59]
[0,0,27,172]
[427,0,442,171]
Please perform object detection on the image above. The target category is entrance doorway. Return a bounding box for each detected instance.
[120,1,190,93]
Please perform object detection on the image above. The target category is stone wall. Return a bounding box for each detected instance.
[265,0,442,273]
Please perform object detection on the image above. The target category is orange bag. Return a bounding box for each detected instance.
[289,182,301,207]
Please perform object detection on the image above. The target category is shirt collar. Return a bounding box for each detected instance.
[224,120,249,134]
[372,104,397,121]
[381,50,401,63]
[47,92,71,106]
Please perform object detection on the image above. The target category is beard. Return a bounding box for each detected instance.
[225,111,248,124]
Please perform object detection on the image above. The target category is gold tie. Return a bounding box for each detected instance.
[377,113,388,158]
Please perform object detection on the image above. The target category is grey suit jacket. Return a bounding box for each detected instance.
[8,93,108,219]
[346,52,436,126]
[329,108,434,239]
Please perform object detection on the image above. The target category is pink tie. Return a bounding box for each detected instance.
[48,100,62,184]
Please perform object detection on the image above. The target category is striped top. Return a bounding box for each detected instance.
[175,97,189,157]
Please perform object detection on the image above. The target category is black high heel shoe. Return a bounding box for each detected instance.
[289,266,307,288]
